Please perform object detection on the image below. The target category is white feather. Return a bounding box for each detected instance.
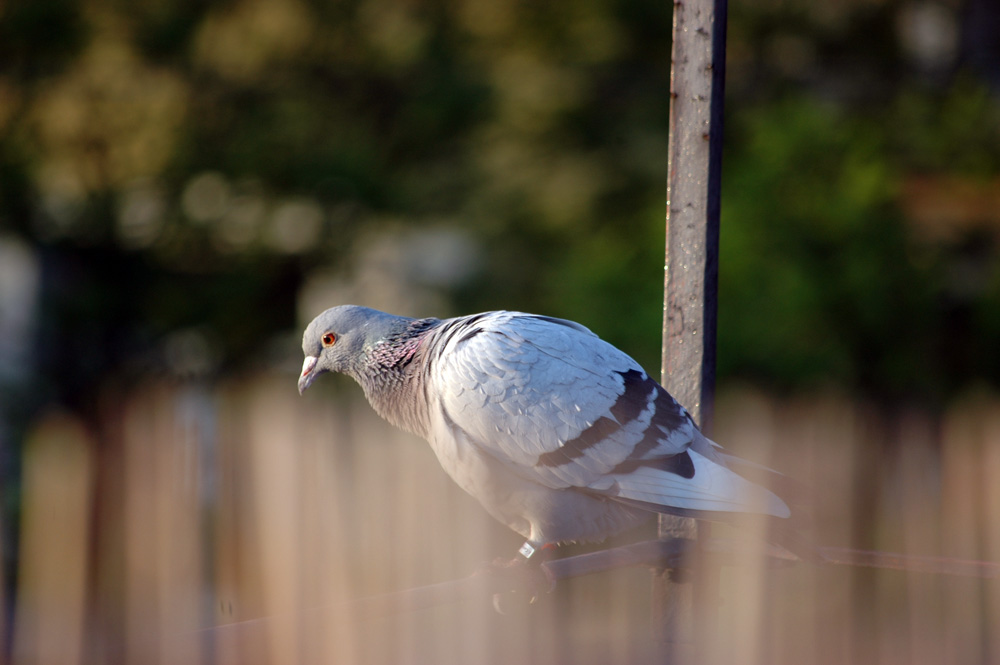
[608,449,791,518]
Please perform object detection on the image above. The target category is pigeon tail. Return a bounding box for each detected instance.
[604,449,791,518]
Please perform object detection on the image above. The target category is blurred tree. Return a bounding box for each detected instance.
[0,0,997,409]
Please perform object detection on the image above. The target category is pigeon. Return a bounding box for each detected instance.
[298,305,794,560]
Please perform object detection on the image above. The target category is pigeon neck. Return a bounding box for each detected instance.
[357,318,440,437]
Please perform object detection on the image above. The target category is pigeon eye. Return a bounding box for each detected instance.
[322,333,336,347]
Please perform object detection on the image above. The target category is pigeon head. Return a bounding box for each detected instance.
[298,305,409,394]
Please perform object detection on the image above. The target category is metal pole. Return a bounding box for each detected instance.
[655,0,728,657]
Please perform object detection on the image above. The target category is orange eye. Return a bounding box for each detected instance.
[322,332,336,347]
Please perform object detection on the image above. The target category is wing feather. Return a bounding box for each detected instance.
[428,311,790,518]
[603,450,791,517]
[432,313,689,481]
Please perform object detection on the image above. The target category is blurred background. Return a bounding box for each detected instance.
[1,0,999,663]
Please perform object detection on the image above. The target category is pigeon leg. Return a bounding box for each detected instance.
[487,541,557,614]
[518,540,561,560]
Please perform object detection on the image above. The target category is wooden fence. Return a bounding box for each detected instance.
[7,374,1000,665]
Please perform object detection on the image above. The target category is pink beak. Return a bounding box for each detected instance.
[298,356,319,395]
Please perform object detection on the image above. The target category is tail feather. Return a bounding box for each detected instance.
[600,448,823,562]
[607,449,791,518]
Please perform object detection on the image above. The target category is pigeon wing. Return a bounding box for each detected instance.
[428,311,790,517]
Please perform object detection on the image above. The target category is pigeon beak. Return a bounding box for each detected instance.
[298,355,319,395]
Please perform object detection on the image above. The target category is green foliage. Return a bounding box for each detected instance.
[891,79,1000,176]
[0,0,999,407]
[719,92,1000,398]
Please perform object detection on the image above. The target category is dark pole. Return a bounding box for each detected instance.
[654,0,728,657]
